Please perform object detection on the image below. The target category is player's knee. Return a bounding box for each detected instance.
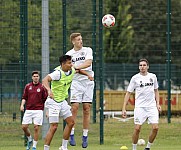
[34,125,39,132]
[153,125,159,132]
[67,119,75,128]
[22,124,28,131]
[134,126,141,133]
[71,105,79,113]
[50,123,58,132]
[83,106,91,115]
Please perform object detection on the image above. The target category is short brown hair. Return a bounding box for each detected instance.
[139,58,149,66]
[32,70,40,76]
[70,33,81,42]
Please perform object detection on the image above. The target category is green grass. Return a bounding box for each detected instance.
[0,115,181,150]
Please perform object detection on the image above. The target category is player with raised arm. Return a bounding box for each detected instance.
[66,33,94,148]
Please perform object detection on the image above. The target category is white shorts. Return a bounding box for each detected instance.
[22,110,43,125]
[45,98,72,123]
[134,107,159,125]
[70,80,94,103]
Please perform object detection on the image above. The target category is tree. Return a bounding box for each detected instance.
[0,0,20,65]
[103,0,134,63]
[128,0,167,64]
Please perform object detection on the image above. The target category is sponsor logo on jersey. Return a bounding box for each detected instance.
[72,56,85,63]
[140,81,144,87]
[139,79,153,87]
[144,82,154,86]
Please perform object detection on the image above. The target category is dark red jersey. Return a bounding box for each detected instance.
[22,82,48,110]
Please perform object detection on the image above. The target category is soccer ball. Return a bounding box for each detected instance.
[137,139,146,146]
[102,14,115,28]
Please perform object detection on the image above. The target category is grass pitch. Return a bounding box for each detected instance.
[0,114,181,150]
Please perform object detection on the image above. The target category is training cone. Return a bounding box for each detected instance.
[120,146,128,149]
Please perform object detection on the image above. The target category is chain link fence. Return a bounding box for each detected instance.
[1,0,181,146]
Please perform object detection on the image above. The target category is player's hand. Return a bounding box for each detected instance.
[157,104,162,112]
[122,110,127,118]
[75,69,80,73]
[48,90,54,99]
[46,110,49,118]
[88,76,94,81]
[20,105,24,112]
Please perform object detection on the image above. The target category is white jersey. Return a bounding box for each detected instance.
[66,47,94,81]
[127,72,159,108]
[49,67,71,81]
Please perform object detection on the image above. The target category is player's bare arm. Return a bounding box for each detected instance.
[122,91,131,118]
[74,59,92,70]
[154,89,161,112]
[76,69,94,81]
[42,75,54,99]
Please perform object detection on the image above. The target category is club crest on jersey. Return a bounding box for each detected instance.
[37,88,40,92]
[29,86,32,90]
[80,52,85,56]
[150,78,153,82]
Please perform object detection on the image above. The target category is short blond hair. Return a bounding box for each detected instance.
[70,33,81,42]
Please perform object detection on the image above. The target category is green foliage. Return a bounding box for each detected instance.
[104,0,134,63]
[28,1,42,63]
[127,0,167,63]
[0,0,20,64]
[1,0,181,65]
[1,0,181,90]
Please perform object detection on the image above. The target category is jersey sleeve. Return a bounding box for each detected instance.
[66,51,70,55]
[22,84,28,100]
[127,77,135,92]
[66,50,72,56]
[49,70,61,81]
[154,74,159,89]
[85,47,93,60]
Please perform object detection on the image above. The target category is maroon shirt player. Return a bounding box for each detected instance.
[20,71,48,150]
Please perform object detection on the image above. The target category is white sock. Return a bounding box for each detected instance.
[83,129,88,137]
[70,128,75,135]
[33,140,38,148]
[62,139,68,149]
[146,141,152,148]
[44,145,50,150]
[27,135,32,141]
[132,143,137,150]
